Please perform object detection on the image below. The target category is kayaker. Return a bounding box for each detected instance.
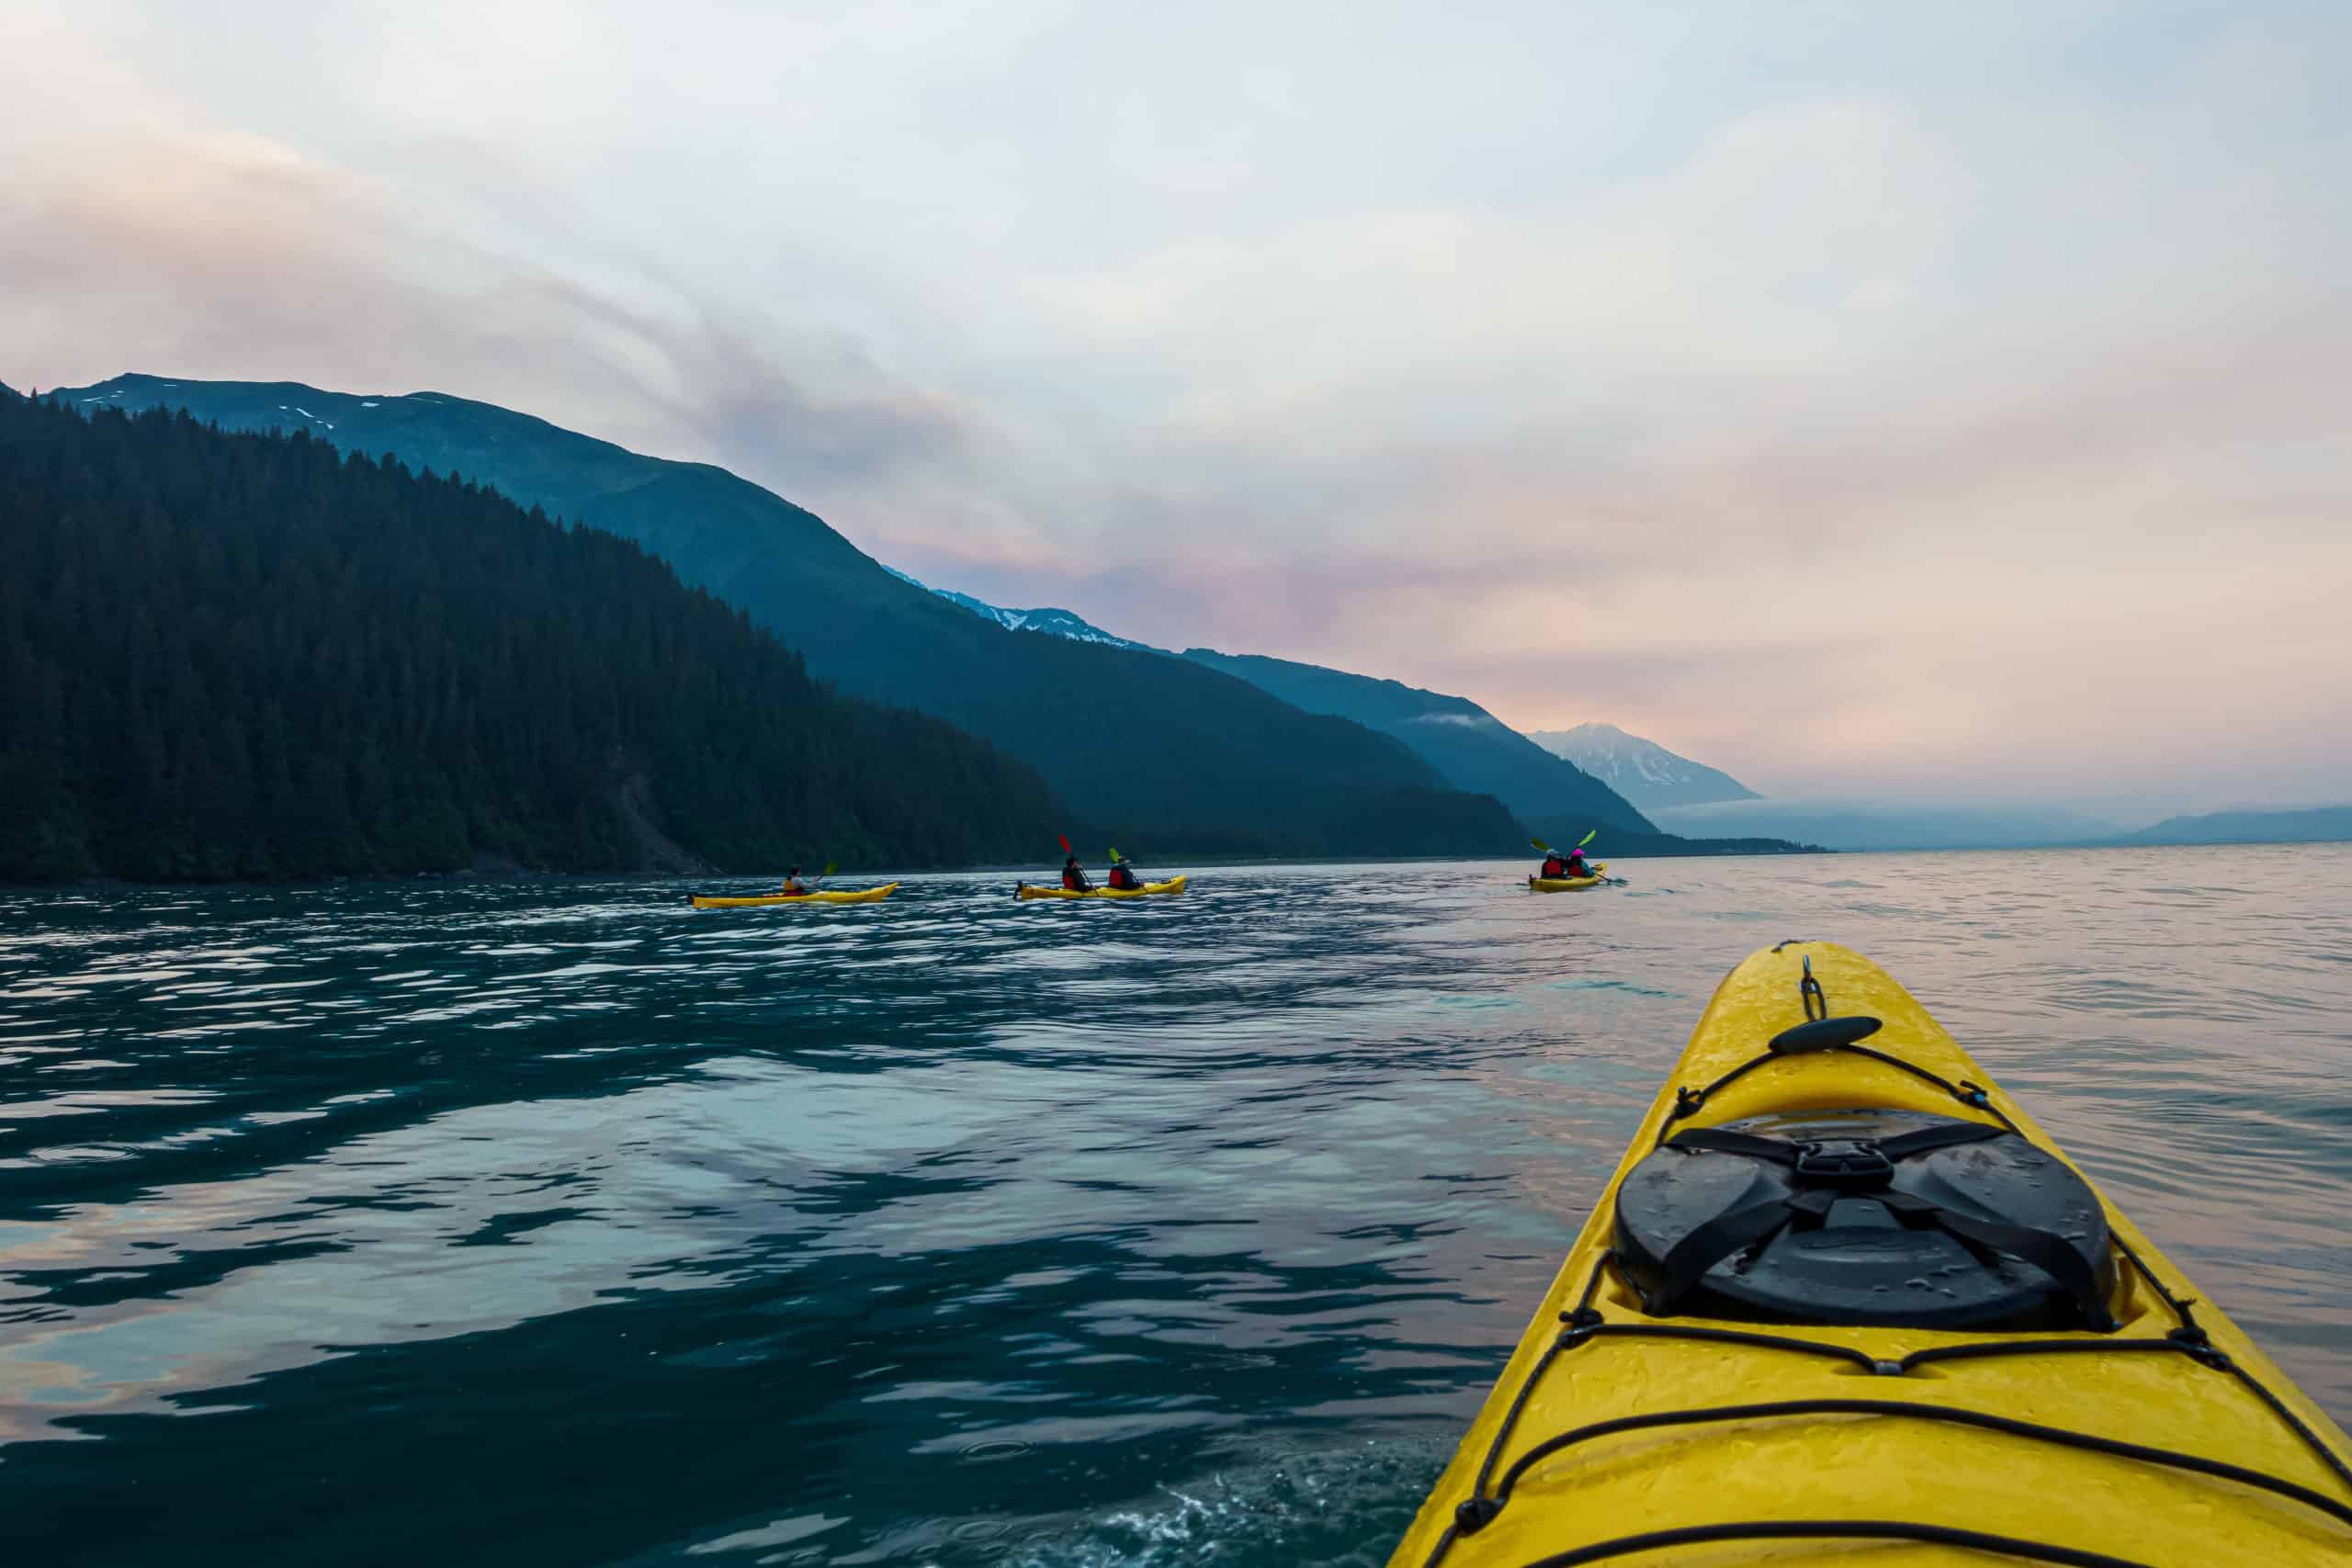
[1060,855,1093,892]
[780,865,811,897]
[1106,852,1142,892]
[1541,851,1569,878]
[1562,847,1591,879]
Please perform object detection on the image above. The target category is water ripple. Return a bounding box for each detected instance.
[0,843,2346,1565]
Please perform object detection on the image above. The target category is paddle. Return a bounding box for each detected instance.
[1060,834,1096,892]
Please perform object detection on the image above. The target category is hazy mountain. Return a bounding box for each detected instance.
[1648,798,2124,852]
[47,374,1520,858]
[1529,722,1758,808]
[2118,806,2352,846]
[1181,649,1653,831]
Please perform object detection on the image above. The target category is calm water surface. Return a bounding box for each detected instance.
[2,845,2347,1565]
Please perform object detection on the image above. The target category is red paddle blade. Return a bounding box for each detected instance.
[1057,833,1072,855]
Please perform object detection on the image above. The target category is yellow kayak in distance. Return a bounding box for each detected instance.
[1015,874,1187,901]
[1392,941,2352,1568]
[1528,863,1608,891]
[688,882,899,909]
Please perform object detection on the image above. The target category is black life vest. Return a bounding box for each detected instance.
[1109,865,1140,890]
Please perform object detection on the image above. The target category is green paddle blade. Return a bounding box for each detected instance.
[1530,837,1552,852]
[1577,829,1598,848]
[821,861,837,877]
[1109,846,1123,862]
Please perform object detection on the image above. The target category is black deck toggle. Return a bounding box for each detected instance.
[1790,1138,1896,1190]
[1768,1014,1883,1054]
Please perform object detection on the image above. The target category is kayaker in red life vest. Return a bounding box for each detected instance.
[1060,855,1093,892]
[1106,852,1142,891]
[780,865,811,896]
[1541,848,1589,880]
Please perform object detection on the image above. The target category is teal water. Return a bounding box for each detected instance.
[2,844,2347,1565]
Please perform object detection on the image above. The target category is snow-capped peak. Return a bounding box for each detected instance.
[1525,722,1759,809]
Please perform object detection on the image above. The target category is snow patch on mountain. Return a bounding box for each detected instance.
[1527,722,1760,809]
[883,566,1153,651]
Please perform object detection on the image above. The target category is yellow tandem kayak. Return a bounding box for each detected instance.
[1015,874,1187,901]
[1528,863,1608,892]
[1393,941,2352,1567]
[688,883,899,909]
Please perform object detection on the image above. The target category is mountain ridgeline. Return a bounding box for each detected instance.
[47,376,1521,858]
[887,565,1653,830]
[0,394,1069,880]
[2118,806,2352,847]
[883,568,1148,650]
[1181,649,1653,832]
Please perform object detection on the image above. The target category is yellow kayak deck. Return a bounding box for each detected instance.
[1392,942,2352,1567]
[1529,863,1608,892]
[688,882,899,908]
[1016,874,1187,901]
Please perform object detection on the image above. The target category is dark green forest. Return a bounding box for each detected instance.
[47,375,1530,859]
[0,395,1068,880]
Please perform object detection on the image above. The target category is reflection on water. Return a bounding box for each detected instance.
[1,844,2347,1565]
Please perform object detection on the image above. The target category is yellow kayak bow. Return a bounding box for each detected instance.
[1393,941,2352,1567]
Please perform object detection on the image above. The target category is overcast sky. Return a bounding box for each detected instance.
[6,1,2346,813]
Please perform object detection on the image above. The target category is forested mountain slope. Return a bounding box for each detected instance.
[0,396,1067,880]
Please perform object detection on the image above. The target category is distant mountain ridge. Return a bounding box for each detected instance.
[1648,798,2124,852]
[2118,806,2352,847]
[1530,722,1759,808]
[870,570,1652,831]
[44,373,1521,859]
[1182,649,1654,831]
